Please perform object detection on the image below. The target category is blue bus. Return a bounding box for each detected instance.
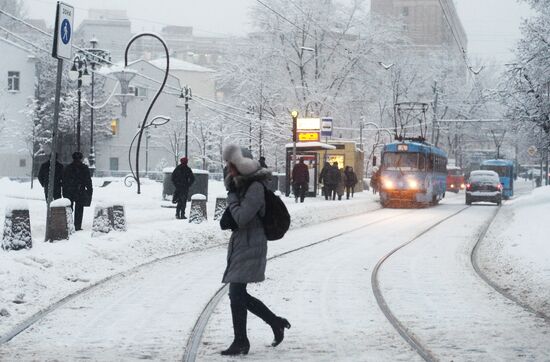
[480,159,514,199]
[379,139,448,207]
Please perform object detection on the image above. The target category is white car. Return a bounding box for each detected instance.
[465,170,502,206]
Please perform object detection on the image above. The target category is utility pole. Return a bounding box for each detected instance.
[431,81,438,145]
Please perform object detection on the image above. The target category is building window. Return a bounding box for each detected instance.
[19,159,26,167]
[130,86,147,97]
[111,119,119,136]
[8,71,20,91]
[402,7,409,16]
[109,157,119,171]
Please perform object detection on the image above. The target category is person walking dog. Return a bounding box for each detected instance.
[220,144,290,356]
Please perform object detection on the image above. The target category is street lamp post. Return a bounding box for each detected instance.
[179,86,192,158]
[85,38,110,176]
[68,55,91,152]
[122,33,171,194]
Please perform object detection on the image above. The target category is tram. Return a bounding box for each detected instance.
[480,159,514,199]
[379,138,448,207]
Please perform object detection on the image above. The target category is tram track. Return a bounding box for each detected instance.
[0,203,387,347]
[471,206,550,323]
[182,209,413,362]
[371,206,470,362]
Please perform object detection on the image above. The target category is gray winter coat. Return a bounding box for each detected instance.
[222,169,270,283]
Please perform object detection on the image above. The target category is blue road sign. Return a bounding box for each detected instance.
[61,19,71,44]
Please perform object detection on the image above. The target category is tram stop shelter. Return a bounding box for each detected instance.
[285,142,336,197]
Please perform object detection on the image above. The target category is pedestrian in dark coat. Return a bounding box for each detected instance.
[325,162,341,200]
[171,157,195,219]
[370,167,381,194]
[220,144,290,356]
[259,156,268,169]
[38,155,64,201]
[318,161,331,199]
[344,166,358,199]
[291,158,309,203]
[62,152,93,231]
[336,168,345,200]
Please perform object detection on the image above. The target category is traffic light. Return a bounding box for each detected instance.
[291,110,298,142]
[373,155,377,166]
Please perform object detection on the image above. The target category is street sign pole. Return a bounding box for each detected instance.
[46,1,73,241]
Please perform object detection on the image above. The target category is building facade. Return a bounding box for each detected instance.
[371,0,467,59]
[0,38,36,178]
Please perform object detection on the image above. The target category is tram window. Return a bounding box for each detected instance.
[383,152,421,170]
[418,154,426,170]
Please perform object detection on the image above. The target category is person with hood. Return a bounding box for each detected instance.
[171,157,195,219]
[291,157,309,203]
[220,144,290,356]
[38,155,64,202]
[344,166,358,199]
[318,161,331,199]
[325,161,342,200]
[62,152,93,231]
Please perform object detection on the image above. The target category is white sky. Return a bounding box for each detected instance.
[25,0,534,63]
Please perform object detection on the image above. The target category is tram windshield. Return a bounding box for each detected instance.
[383,152,425,171]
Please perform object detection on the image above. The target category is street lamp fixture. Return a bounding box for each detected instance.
[110,68,138,117]
[69,55,91,152]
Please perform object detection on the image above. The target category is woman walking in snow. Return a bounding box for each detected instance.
[219,144,291,356]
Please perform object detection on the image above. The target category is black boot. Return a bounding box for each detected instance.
[246,296,291,347]
[221,304,250,356]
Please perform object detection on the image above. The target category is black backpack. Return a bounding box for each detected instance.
[220,183,291,240]
[260,185,291,240]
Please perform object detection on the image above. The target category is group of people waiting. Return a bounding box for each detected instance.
[291,159,358,202]
[37,152,93,231]
[318,162,358,200]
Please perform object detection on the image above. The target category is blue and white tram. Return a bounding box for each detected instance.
[379,139,448,207]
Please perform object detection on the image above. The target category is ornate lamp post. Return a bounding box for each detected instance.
[121,33,171,194]
[68,55,91,152]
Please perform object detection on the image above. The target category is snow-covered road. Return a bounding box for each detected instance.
[1,189,549,361]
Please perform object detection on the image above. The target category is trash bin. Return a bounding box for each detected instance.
[162,168,209,201]
[188,169,209,201]
[162,167,176,200]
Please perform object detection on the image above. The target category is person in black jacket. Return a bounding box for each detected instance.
[171,157,195,219]
[38,155,64,202]
[63,152,93,231]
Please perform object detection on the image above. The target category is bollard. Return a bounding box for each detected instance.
[189,194,207,224]
[112,205,127,232]
[92,203,127,236]
[48,198,72,242]
[2,202,32,251]
[214,196,227,221]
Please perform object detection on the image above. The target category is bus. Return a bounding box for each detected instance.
[480,159,514,199]
[379,139,447,207]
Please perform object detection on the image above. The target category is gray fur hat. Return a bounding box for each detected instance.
[223,144,260,176]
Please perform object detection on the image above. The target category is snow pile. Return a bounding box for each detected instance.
[478,185,550,317]
[50,198,71,208]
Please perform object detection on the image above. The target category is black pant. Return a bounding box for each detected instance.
[325,184,338,200]
[229,283,277,325]
[293,182,307,202]
[176,190,188,217]
[345,185,354,199]
[70,201,84,230]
